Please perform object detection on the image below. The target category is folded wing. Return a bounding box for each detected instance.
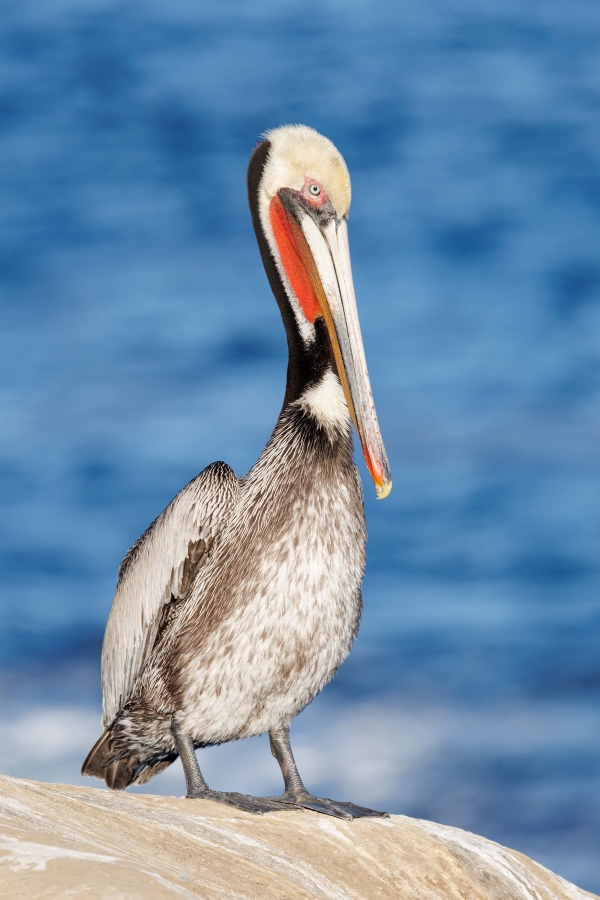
[101,461,240,727]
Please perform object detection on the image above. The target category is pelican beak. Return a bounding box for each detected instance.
[270,192,392,499]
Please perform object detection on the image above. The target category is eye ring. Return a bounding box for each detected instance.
[308,183,321,197]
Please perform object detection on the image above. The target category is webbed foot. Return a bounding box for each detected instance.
[186,788,295,814]
[282,792,389,819]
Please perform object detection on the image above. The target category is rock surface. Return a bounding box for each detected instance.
[0,775,596,900]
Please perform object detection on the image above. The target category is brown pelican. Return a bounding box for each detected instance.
[82,125,392,819]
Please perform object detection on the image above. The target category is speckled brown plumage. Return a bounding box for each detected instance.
[83,395,364,788]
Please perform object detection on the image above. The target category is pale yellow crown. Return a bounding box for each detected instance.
[261,124,351,218]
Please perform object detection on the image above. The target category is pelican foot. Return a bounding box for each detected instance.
[186,789,295,815]
[282,793,389,820]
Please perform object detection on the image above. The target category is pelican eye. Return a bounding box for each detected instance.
[308,183,321,197]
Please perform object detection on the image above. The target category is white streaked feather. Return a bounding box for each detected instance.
[101,462,239,726]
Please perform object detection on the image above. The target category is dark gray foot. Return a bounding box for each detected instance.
[186,788,387,819]
[267,726,388,819]
[186,788,295,815]
[283,792,389,820]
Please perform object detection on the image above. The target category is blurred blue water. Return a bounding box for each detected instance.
[1,0,599,891]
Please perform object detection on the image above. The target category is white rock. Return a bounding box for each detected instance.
[0,775,596,900]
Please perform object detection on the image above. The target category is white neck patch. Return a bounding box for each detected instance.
[296,370,351,437]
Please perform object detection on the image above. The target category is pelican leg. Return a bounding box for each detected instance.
[172,718,208,796]
[269,726,389,820]
[171,718,288,814]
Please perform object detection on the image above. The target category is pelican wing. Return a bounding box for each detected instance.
[101,461,240,726]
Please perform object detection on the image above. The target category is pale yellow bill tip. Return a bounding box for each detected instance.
[375,479,393,500]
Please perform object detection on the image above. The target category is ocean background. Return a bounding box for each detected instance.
[1,0,599,891]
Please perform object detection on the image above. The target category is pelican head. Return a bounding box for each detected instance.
[248,125,392,499]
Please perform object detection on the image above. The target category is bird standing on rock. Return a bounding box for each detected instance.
[83,125,392,819]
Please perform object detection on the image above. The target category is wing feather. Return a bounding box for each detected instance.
[101,461,239,726]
